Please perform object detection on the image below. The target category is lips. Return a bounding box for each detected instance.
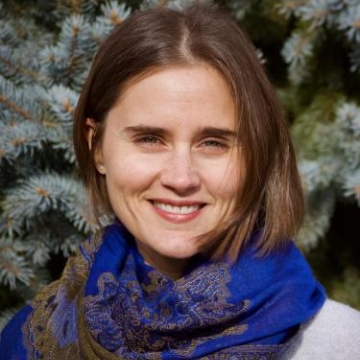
[150,199,205,223]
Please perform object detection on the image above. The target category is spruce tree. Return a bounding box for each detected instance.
[1,0,359,329]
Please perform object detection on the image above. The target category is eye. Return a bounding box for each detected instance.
[199,138,230,154]
[137,135,160,144]
[133,134,165,151]
[202,139,226,148]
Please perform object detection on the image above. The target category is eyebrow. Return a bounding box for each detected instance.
[122,125,169,136]
[198,126,237,139]
[122,125,237,138]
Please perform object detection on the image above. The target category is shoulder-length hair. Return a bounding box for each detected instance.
[74,4,304,260]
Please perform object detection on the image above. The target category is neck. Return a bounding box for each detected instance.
[136,243,191,280]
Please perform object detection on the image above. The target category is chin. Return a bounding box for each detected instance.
[163,247,201,260]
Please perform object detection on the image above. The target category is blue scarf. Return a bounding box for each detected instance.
[0,222,325,359]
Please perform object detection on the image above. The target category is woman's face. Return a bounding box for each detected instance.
[92,64,244,278]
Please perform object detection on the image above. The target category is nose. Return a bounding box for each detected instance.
[159,148,201,195]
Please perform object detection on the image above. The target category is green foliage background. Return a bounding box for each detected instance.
[0,0,359,328]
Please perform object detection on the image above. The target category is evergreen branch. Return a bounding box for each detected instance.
[0,238,34,289]
[343,169,360,205]
[29,243,51,266]
[63,16,85,81]
[299,157,341,193]
[40,85,78,126]
[0,77,42,122]
[337,3,360,42]
[53,233,81,257]
[296,0,342,28]
[335,101,360,168]
[282,31,315,67]
[3,174,88,230]
[0,121,45,162]
[39,15,93,89]
[89,19,113,46]
[100,1,131,26]
[336,102,360,136]
[0,20,19,46]
[277,0,307,19]
[64,182,96,233]
[0,213,23,240]
[296,189,336,249]
[0,53,42,83]
[0,94,32,120]
[25,216,83,257]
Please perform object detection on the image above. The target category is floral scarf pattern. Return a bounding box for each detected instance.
[0,222,326,359]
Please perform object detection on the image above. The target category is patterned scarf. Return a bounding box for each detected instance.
[1,222,325,359]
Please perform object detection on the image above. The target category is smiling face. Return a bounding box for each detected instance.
[90,64,243,278]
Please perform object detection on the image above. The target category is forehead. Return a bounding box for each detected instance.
[103,65,236,136]
[116,63,234,104]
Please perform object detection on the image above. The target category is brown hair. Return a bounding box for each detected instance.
[74,4,304,260]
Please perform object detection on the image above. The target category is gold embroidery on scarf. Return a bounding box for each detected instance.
[197,344,281,359]
[21,242,264,360]
[83,261,252,358]
[22,245,93,359]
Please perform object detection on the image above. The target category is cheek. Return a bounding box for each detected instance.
[224,169,242,199]
[209,157,244,199]
[104,156,156,197]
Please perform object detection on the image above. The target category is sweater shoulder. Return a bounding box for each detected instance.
[283,299,360,359]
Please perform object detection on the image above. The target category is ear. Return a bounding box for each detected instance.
[85,118,106,174]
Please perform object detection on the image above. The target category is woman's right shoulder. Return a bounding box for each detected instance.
[0,305,34,359]
[285,299,360,359]
[0,236,98,359]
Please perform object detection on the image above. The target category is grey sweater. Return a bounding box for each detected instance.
[280,299,360,359]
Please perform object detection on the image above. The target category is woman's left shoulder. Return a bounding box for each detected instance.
[305,299,360,336]
[316,298,360,322]
[283,299,360,359]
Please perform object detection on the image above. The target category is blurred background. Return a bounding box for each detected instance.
[0,0,359,329]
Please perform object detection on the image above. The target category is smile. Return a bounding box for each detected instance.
[152,201,201,214]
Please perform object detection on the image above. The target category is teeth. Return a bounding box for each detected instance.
[153,201,200,215]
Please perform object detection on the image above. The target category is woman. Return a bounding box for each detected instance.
[1,4,359,359]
